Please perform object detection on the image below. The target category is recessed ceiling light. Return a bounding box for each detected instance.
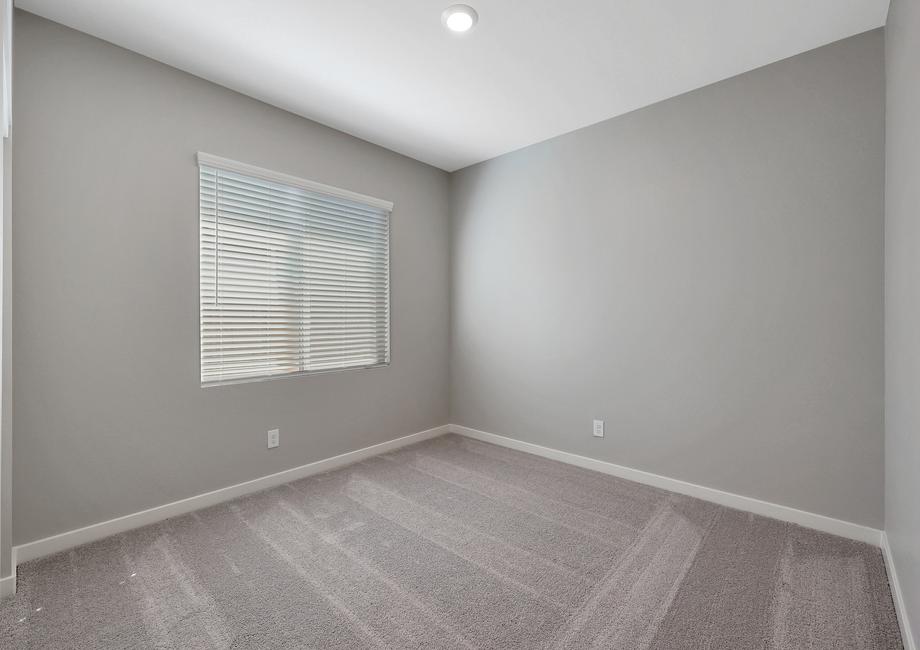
[442,5,478,33]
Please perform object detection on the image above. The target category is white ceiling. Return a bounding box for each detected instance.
[16,0,890,171]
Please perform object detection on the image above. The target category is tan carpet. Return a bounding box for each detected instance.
[0,434,904,648]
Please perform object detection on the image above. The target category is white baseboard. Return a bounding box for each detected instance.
[449,424,883,546]
[0,566,14,598]
[8,422,891,598]
[882,532,917,650]
[13,424,450,565]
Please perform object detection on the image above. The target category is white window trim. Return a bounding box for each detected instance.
[196,152,393,211]
[197,152,393,387]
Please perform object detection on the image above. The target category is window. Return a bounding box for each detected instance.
[198,153,391,386]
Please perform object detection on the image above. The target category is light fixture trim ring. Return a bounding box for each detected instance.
[442,4,479,33]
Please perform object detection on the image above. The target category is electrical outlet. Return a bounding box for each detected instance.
[593,419,605,438]
[267,428,280,449]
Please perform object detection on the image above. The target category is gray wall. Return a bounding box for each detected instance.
[12,11,450,545]
[450,31,885,527]
[8,10,891,553]
[1,134,11,580]
[885,0,920,636]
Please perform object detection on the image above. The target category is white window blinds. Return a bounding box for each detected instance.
[199,153,391,386]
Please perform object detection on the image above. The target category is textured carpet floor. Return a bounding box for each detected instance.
[0,434,904,649]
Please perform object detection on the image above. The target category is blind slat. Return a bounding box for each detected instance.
[200,162,390,385]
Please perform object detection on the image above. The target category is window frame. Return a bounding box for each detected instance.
[197,152,393,388]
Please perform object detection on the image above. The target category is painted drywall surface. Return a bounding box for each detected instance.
[450,30,885,527]
[1,134,11,580]
[11,11,450,545]
[885,0,920,635]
